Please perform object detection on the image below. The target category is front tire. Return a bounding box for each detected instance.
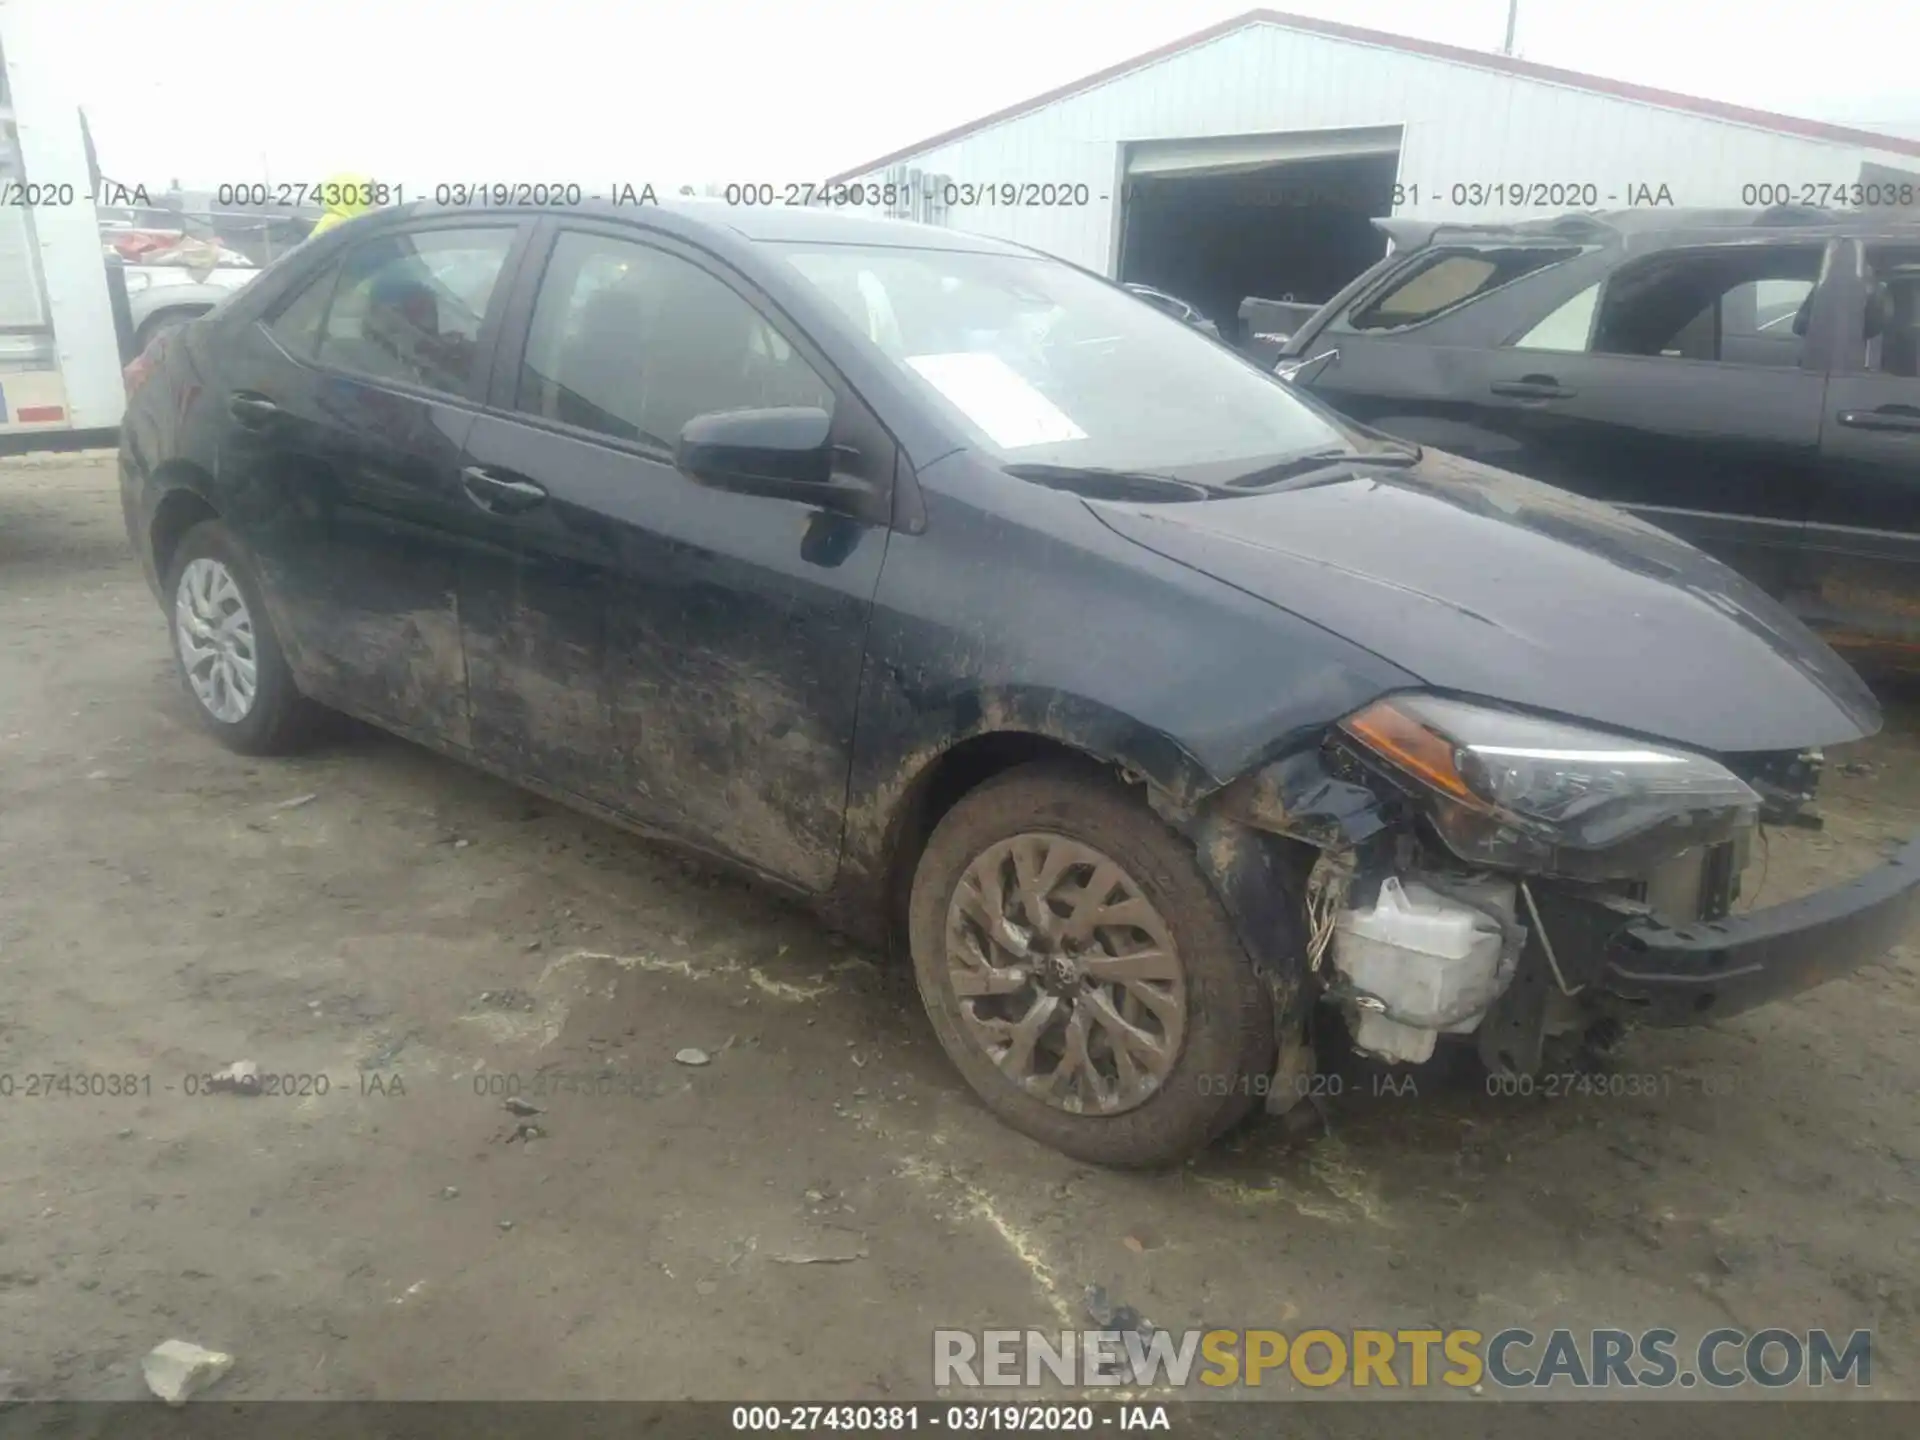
[907,762,1276,1167]
[164,520,318,755]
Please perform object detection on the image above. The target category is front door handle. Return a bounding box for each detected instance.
[460,465,549,514]
[228,392,280,427]
[1837,407,1920,434]
[1491,377,1577,400]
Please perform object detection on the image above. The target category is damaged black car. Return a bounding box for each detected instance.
[118,199,1920,1167]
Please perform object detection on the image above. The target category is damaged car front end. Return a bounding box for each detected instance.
[1052,413,1918,1112]
[1198,690,1920,1098]
[799,234,1915,1164]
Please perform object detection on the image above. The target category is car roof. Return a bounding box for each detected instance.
[396,196,1034,254]
[1385,206,1920,251]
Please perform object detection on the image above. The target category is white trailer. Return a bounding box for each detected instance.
[0,0,124,445]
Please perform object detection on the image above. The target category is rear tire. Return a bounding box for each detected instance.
[908,761,1276,1168]
[164,520,319,755]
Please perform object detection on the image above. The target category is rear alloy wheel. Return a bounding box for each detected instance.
[909,762,1275,1167]
[165,520,319,754]
[175,557,258,723]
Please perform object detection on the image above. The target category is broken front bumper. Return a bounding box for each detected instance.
[1597,832,1920,1025]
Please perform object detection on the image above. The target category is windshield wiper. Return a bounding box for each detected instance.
[1224,441,1422,491]
[1002,463,1219,503]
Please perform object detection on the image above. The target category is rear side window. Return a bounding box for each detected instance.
[1349,247,1579,331]
[1510,247,1825,368]
[1730,278,1816,338]
[1597,246,1820,364]
[265,266,338,358]
[1864,245,1920,380]
[314,228,516,396]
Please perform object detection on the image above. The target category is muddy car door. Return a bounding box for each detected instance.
[1806,240,1920,661]
[456,222,893,888]
[213,221,528,740]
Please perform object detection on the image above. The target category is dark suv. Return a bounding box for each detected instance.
[1277,207,1920,669]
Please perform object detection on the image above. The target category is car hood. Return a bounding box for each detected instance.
[1085,449,1881,755]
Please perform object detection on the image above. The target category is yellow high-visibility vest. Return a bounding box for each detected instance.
[309,174,379,237]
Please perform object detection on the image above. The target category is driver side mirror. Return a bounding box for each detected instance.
[675,407,883,520]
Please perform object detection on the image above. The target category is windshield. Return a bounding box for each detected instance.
[777,244,1345,475]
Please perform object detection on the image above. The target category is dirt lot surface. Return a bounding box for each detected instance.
[2,455,1917,1406]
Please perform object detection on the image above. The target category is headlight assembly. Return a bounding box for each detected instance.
[1339,694,1760,879]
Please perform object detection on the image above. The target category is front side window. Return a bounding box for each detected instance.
[1349,247,1580,331]
[778,244,1343,475]
[1513,283,1600,352]
[516,230,834,448]
[315,228,515,395]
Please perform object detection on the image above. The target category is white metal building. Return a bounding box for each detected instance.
[826,7,1920,332]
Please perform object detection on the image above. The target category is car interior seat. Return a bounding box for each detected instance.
[640,281,760,441]
[553,283,653,442]
[359,273,444,376]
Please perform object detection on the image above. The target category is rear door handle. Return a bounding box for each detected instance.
[460,465,549,514]
[1837,407,1920,434]
[228,392,280,427]
[1491,379,1577,400]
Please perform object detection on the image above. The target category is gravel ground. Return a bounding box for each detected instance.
[1,455,1915,1406]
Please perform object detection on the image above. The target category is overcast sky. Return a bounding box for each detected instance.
[32,0,1920,192]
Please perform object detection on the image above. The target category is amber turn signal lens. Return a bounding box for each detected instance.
[1341,699,1483,805]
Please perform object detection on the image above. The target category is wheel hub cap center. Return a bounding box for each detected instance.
[1043,952,1079,991]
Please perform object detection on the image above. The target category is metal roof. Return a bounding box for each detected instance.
[1381,206,1920,248]
[826,8,1920,181]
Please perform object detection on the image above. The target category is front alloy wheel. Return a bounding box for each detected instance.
[909,762,1277,1167]
[946,834,1186,1115]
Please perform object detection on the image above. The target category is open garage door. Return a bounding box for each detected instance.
[1116,126,1402,352]
[1861,161,1920,210]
